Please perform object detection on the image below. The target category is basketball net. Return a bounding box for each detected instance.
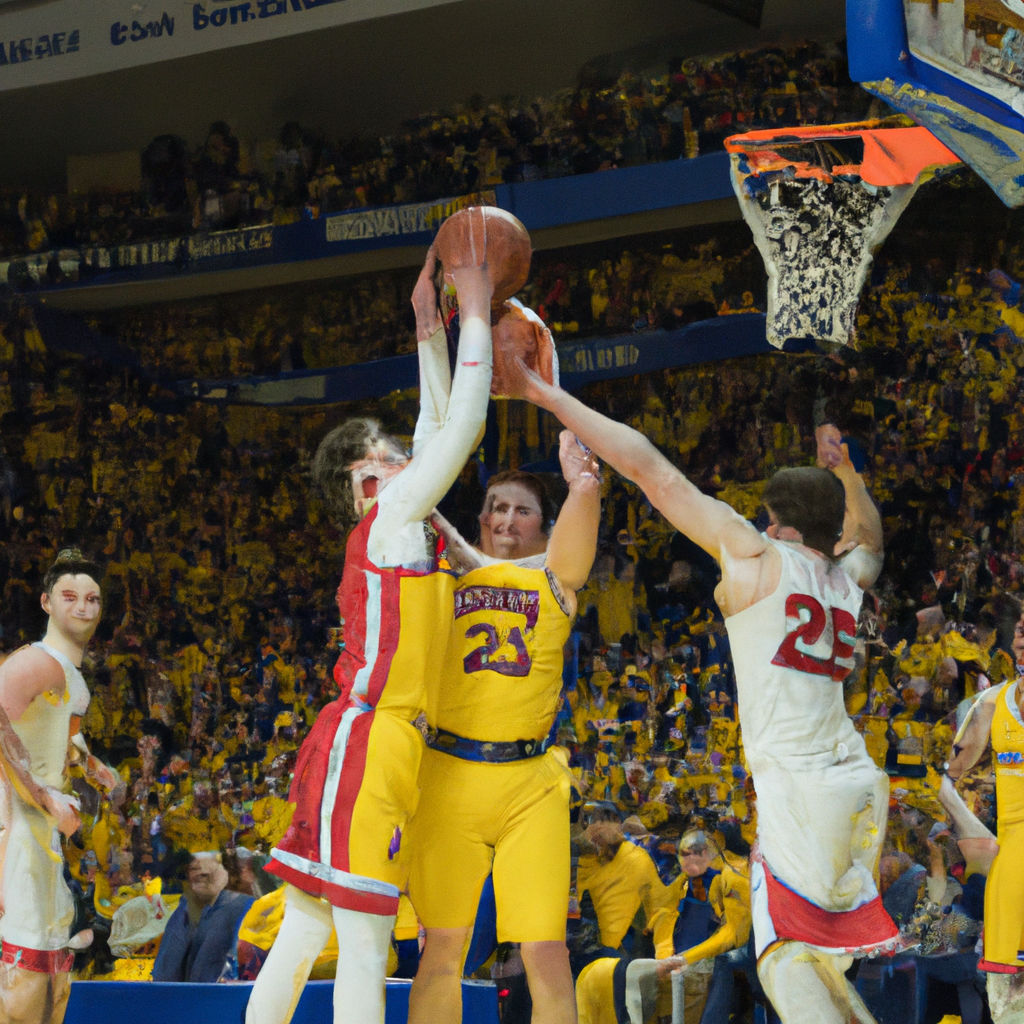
[725,121,961,348]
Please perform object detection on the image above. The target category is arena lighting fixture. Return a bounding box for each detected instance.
[691,0,765,27]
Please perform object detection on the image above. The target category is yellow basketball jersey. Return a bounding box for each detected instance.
[433,562,572,742]
[992,682,1024,828]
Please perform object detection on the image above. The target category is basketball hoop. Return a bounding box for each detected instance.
[725,120,961,347]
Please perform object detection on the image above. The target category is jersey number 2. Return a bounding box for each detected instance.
[463,623,532,677]
[771,593,856,681]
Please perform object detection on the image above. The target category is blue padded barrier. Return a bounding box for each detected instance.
[176,312,795,407]
[845,0,907,84]
[65,978,499,1024]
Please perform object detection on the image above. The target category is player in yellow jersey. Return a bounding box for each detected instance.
[408,430,601,1024]
[943,611,1024,1022]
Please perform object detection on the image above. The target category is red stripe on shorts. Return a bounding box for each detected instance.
[763,862,898,951]
[979,958,1024,974]
[1,940,73,974]
[330,709,374,874]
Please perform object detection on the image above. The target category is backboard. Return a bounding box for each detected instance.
[847,0,1024,207]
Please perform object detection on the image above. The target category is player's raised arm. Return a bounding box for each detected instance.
[545,430,601,595]
[374,263,493,534]
[816,424,884,587]
[411,248,451,458]
[507,359,764,565]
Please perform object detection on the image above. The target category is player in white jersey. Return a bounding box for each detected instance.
[0,548,123,1024]
[508,353,893,1024]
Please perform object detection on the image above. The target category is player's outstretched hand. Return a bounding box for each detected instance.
[815,423,851,471]
[412,247,442,341]
[558,429,600,492]
[505,354,558,406]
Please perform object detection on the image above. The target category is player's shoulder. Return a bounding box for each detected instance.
[0,644,65,691]
[979,681,1010,707]
[836,545,882,590]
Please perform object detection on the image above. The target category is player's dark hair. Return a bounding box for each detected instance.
[311,418,406,533]
[42,548,103,595]
[482,470,557,534]
[763,466,846,559]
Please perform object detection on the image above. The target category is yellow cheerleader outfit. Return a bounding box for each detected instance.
[981,680,1024,972]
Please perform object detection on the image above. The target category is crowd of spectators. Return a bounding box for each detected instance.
[0,41,868,262]
[0,43,1023,1022]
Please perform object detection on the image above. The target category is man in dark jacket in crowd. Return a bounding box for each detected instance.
[153,853,253,982]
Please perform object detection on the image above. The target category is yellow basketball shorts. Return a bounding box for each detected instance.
[270,707,423,915]
[407,746,570,942]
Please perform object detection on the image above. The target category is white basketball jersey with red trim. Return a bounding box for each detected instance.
[726,537,863,765]
[726,538,897,951]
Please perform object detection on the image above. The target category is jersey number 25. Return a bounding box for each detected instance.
[771,593,856,682]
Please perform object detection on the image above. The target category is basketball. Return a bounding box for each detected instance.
[433,206,532,304]
[490,300,557,398]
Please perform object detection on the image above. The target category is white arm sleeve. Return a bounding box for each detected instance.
[371,315,492,542]
[412,327,451,457]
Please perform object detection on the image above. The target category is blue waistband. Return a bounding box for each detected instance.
[426,728,552,763]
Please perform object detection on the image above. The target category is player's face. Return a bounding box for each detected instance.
[1013,616,1024,665]
[480,482,547,559]
[41,573,102,646]
[349,439,408,519]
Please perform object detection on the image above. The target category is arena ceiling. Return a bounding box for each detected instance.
[2,0,845,190]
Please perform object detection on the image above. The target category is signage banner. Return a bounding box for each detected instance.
[0,191,494,292]
[0,0,461,91]
[323,191,495,243]
[175,314,780,407]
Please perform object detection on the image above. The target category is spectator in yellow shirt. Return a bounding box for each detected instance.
[576,821,674,955]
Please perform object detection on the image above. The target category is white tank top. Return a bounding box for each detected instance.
[724,537,863,767]
[9,641,90,789]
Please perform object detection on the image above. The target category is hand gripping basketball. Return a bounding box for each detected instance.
[433,206,532,305]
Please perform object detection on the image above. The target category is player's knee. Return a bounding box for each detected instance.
[521,940,571,981]
[419,928,472,975]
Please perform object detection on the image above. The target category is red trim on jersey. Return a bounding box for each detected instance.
[264,859,399,917]
[330,710,374,873]
[332,504,448,705]
[334,511,376,705]
[366,571,402,707]
[979,958,1024,974]
[762,861,898,951]
[1,940,73,974]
